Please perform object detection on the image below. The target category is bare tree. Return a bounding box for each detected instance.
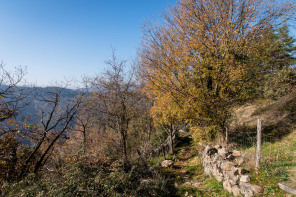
[86,51,141,167]
[75,100,92,155]
[0,64,32,181]
[0,64,31,135]
[20,85,84,176]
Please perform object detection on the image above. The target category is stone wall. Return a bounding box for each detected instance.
[201,144,263,197]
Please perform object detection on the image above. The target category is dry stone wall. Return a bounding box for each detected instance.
[201,144,263,197]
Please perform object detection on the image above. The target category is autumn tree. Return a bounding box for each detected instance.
[139,0,296,140]
[150,93,180,154]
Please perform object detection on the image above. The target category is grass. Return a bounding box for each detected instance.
[228,92,296,195]
[230,128,295,197]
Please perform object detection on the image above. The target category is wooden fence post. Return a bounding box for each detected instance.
[225,127,229,148]
[255,119,262,170]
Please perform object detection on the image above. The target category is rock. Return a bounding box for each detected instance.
[224,171,239,185]
[250,184,264,195]
[213,168,223,182]
[218,148,227,155]
[161,160,173,168]
[204,145,213,153]
[240,175,251,183]
[214,145,221,149]
[223,180,233,193]
[239,183,255,197]
[240,183,263,197]
[232,185,241,196]
[232,167,240,176]
[234,157,244,165]
[222,161,235,171]
[232,150,241,157]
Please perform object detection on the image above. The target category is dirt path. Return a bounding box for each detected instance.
[159,134,232,197]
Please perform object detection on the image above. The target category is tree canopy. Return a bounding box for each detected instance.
[139,0,296,136]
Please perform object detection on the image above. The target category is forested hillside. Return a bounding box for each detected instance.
[0,0,296,196]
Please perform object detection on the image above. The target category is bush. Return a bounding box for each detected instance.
[1,160,171,196]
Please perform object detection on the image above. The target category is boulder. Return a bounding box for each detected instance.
[161,160,173,168]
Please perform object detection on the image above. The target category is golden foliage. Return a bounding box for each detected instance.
[139,0,296,135]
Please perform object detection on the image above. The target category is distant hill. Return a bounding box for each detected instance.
[18,86,79,121]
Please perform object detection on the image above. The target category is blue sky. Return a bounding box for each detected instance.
[0,0,176,86]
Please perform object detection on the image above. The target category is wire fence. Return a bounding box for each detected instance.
[228,126,296,190]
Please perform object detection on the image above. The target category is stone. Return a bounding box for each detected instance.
[239,183,255,197]
[213,168,223,182]
[232,150,241,157]
[240,183,263,197]
[204,145,213,154]
[161,160,173,168]
[222,161,235,171]
[224,171,239,185]
[232,185,241,196]
[250,184,264,195]
[232,167,240,175]
[234,157,244,165]
[218,147,227,155]
[240,175,251,183]
[223,180,233,194]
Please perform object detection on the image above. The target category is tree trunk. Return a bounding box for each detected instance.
[83,129,86,155]
[170,129,174,154]
[121,129,128,163]
[19,135,46,178]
